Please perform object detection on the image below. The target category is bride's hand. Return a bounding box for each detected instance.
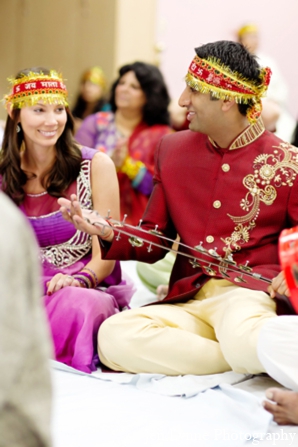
[58,194,114,241]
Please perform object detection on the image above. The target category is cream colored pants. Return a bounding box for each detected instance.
[98,279,277,376]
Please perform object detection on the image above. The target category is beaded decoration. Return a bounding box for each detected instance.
[5,70,68,109]
[185,55,272,124]
[237,23,258,39]
[81,66,106,89]
[120,156,146,180]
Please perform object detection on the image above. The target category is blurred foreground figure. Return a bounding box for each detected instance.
[0,192,52,447]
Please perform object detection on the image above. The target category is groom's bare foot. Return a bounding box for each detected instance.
[263,387,298,425]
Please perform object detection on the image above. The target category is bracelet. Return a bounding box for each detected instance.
[132,165,147,188]
[73,272,95,289]
[72,276,89,288]
[82,267,99,286]
[79,271,96,288]
[119,156,145,180]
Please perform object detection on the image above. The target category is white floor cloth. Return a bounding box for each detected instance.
[51,360,251,398]
[52,262,298,447]
[52,367,273,447]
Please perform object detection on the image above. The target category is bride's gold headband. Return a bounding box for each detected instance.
[5,70,68,109]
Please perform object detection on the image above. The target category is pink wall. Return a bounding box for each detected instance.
[156,0,298,119]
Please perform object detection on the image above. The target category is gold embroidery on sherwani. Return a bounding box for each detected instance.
[222,142,298,258]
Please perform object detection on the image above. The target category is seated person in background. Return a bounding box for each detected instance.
[137,251,175,299]
[0,67,134,374]
[136,237,179,299]
[258,315,298,425]
[71,66,110,133]
[237,23,296,143]
[258,227,298,425]
[0,191,52,447]
[60,41,298,377]
[75,61,173,225]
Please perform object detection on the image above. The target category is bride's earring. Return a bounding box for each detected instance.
[20,140,26,154]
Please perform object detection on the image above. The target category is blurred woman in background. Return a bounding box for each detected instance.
[71,66,110,133]
[75,61,173,225]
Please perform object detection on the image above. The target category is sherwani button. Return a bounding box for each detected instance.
[222,164,230,172]
[213,200,221,208]
[206,235,214,243]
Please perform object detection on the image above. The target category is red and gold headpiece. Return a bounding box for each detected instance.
[5,70,68,109]
[185,55,272,123]
[81,66,106,89]
[237,23,258,39]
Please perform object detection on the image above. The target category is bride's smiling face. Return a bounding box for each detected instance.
[19,101,67,149]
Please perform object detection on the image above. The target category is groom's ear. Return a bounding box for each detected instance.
[221,98,235,112]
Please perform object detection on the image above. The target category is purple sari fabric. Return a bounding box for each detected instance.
[42,255,133,373]
[17,147,135,373]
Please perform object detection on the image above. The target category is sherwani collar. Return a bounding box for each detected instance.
[208,118,265,151]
